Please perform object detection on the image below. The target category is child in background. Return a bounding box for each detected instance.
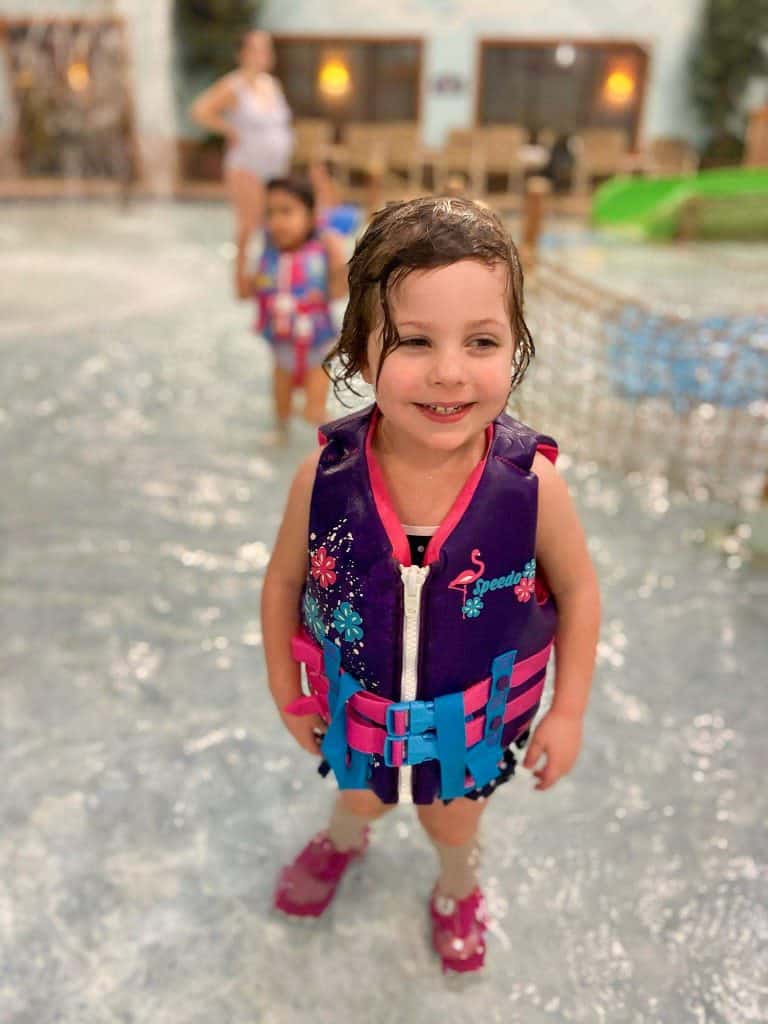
[261,197,600,973]
[246,176,347,434]
[308,159,363,237]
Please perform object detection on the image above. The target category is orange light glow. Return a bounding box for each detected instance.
[318,58,350,100]
[602,69,635,107]
[15,68,34,89]
[67,61,90,92]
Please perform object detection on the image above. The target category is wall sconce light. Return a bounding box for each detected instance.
[602,68,635,107]
[67,60,90,92]
[318,57,351,101]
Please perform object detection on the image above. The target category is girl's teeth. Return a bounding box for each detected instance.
[427,404,463,413]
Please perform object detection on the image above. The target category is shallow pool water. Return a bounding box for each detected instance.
[1,201,766,1024]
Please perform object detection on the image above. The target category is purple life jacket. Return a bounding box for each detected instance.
[296,403,558,805]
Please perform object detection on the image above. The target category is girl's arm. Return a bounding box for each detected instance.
[261,449,325,754]
[523,452,601,789]
[190,74,238,141]
[240,267,259,299]
[322,230,349,300]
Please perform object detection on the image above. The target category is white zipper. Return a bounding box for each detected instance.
[397,563,430,803]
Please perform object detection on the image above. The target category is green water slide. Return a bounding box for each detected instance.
[591,167,768,240]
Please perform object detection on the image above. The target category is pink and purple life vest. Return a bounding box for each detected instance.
[289,403,559,804]
[254,234,335,384]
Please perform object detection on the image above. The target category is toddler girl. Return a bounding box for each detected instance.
[247,176,347,433]
[261,197,600,973]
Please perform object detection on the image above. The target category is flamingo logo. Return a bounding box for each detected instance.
[448,549,486,618]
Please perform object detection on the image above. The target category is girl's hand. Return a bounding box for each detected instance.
[522,710,583,791]
[235,269,252,300]
[279,709,326,757]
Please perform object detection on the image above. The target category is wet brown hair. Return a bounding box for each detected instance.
[324,196,534,399]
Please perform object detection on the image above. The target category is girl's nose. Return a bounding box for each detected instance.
[428,351,466,386]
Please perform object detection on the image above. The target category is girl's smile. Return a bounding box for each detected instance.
[415,401,476,423]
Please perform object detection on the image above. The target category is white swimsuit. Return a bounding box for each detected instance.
[224,76,293,180]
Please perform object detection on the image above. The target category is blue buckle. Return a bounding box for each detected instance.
[384,699,435,737]
[383,732,438,767]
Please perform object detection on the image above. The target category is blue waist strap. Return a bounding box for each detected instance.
[319,639,369,790]
[383,649,520,799]
[320,645,522,801]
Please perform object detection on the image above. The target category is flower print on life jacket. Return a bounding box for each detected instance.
[310,545,337,588]
[331,601,364,642]
[450,550,539,619]
[303,519,376,687]
[302,591,326,643]
[462,596,485,618]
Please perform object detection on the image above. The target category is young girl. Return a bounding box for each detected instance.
[308,158,363,237]
[247,176,348,433]
[261,197,600,974]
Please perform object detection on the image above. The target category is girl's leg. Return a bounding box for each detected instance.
[302,365,330,426]
[225,166,265,297]
[327,788,395,850]
[416,797,486,899]
[272,364,294,432]
[274,789,395,916]
[417,797,489,971]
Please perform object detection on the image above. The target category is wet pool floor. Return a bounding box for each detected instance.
[1,202,766,1023]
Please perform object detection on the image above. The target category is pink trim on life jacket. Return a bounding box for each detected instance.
[531,441,558,602]
[364,406,493,567]
[364,407,412,565]
[424,424,493,564]
[536,442,558,465]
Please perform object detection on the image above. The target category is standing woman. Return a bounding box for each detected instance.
[191,30,293,298]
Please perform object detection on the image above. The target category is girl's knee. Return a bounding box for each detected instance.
[416,800,484,846]
[301,404,326,426]
[339,789,395,820]
[302,369,329,426]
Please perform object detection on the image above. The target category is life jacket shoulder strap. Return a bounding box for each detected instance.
[316,403,373,452]
[316,405,558,471]
[492,413,558,471]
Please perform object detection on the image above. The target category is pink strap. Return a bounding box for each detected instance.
[345,675,545,757]
[351,642,552,726]
[290,633,325,673]
[536,442,558,465]
[286,631,551,754]
[283,694,325,717]
[284,633,331,720]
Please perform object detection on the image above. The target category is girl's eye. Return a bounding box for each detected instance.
[400,336,429,347]
[470,337,499,348]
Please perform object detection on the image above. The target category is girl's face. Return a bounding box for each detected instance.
[363,260,515,455]
[266,189,313,251]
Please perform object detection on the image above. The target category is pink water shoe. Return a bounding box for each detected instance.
[274,828,370,917]
[429,884,488,973]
